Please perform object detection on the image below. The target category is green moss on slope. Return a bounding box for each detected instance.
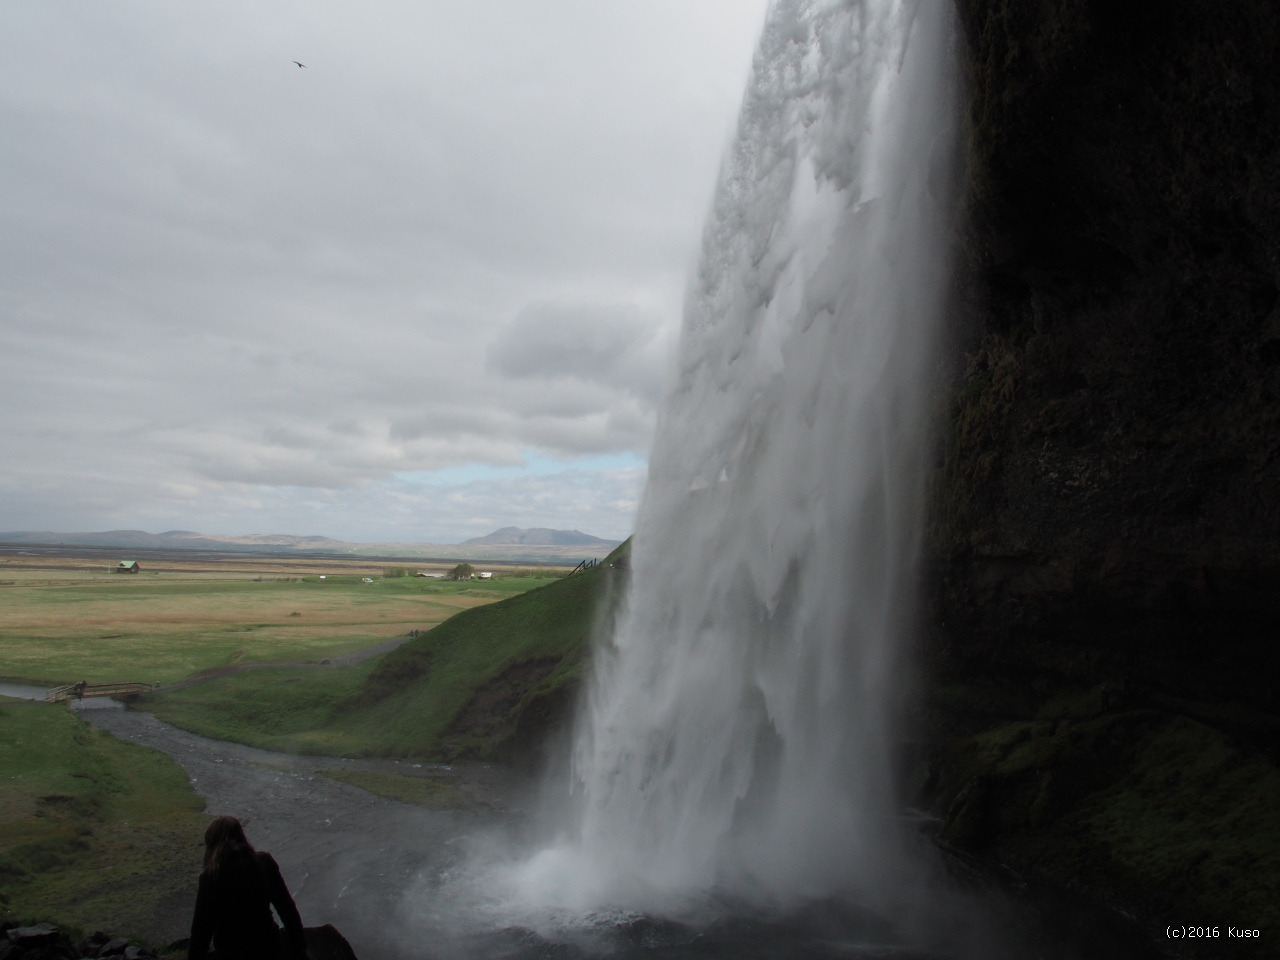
[926,705,1280,958]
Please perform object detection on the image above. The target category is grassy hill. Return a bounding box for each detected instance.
[143,540,630,761]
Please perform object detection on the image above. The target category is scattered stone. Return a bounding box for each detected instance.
[1,921,353,960]
[2,923,80,960]
[6,926,58,947]
[302,925,358,960]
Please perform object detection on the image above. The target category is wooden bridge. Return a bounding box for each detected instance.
[46,680,154,703]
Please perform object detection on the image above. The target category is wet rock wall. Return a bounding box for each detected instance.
[920,2,1280,954]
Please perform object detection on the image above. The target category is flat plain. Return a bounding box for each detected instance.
[0,548,563,686]
[0,547,566,946]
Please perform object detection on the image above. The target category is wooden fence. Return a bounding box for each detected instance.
[46,681,154,703]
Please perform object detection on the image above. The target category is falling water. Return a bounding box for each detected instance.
[509,0,957,926]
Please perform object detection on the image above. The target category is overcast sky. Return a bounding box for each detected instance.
[0,1,768,543]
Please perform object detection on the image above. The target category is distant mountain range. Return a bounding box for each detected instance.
[0,527,622,563]
[460,526,617,547]
[0,529,349,551]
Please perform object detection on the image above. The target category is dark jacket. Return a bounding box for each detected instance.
[189,850,306,960]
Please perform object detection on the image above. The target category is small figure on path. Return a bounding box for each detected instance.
[188,815,307,960]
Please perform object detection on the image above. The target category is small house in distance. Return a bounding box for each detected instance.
[115,560,140,574]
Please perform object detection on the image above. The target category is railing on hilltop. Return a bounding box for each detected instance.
[46,680,154,703]
[568,558,599,576]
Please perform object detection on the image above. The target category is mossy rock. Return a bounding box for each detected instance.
[927,709,1280,956]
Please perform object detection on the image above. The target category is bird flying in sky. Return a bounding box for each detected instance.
[293,61,306,68]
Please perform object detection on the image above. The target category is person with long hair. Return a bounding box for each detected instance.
[188,815,307,960]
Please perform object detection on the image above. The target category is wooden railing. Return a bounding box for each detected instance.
[46,681,153,703]
[568,558,599,576]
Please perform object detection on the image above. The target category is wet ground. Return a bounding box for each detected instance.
[5,682,508,956]
[75,703,526,959]
[0,686,1161,960]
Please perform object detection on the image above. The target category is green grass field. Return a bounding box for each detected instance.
[0,550,595,947]
[144,543,630,759]
[0,701,207,947]
[142,664,378,754]
[0,561,558,686]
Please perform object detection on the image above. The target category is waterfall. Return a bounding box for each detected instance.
[516,0,957,917]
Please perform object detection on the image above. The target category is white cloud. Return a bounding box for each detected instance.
[0,0,767,541]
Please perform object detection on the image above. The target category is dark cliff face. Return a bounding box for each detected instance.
[935,0,1280,715]
[923,1,1280,950]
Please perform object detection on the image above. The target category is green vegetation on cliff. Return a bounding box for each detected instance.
[929,704,1279,944]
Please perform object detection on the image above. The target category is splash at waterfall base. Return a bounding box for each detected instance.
[396,0,1280,956]
[5,0,1277,955]
[407,1,1157,957]
[488,0,961,940]
[436,0,1280,956]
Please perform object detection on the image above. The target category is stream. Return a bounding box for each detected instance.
[74,702,528,959]
[3,684,1162,960]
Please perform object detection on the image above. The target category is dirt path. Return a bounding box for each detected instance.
[81,706,532,959]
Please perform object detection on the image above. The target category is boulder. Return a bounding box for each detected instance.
[5,928,58,948]
[167,925,357,960]
[302,925,358,960]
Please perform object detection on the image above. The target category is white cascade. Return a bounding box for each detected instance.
[519,0,957,915]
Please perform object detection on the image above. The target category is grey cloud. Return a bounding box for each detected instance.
[487,300,676,408]
[328,419,367,438]
[0,0,767,540]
